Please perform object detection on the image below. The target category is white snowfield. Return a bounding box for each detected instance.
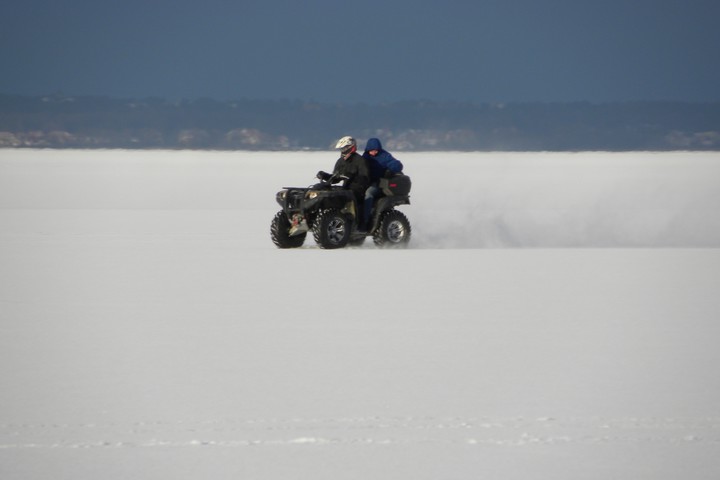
[1,149,719,480]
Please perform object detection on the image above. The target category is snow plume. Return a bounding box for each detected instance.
[408,151,720,248]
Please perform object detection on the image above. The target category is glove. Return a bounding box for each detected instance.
[316,171,331,181]
[383,169,394,179]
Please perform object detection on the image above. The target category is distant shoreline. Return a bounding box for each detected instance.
[2,94,719,151]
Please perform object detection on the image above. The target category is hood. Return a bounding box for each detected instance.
[364,138,382,152]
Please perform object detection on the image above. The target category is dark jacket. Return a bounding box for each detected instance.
[332,151,370,197]
[362,138,403,182]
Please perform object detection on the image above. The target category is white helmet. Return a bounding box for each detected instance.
[334,136,357,155]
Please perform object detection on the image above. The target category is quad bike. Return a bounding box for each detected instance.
[271,172,412,249]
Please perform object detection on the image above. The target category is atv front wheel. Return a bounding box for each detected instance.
[270,211,306,248]
[313,209,350,249]
[373,210,411,248]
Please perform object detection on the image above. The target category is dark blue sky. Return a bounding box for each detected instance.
[2,0,719,103]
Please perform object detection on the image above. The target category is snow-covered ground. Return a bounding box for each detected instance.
[1,149,719,479]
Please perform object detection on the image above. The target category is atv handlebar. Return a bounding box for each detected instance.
[315,171,349,185]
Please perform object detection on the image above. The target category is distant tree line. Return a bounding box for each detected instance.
[1,93,719,151]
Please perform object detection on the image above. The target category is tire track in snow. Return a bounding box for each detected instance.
[2,416,719,449]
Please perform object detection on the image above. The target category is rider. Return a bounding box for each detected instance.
[316,136,371,229]
[362,138,404,231]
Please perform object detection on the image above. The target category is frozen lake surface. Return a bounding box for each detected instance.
[1,149,720,479]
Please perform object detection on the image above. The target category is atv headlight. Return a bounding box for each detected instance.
[306,190,319,199]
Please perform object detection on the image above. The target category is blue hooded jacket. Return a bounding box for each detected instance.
[362,138,403,182]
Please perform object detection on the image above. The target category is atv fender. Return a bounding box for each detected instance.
[370,196,410,232]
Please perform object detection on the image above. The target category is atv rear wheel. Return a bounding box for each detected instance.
[313,208,350,249]
[270,211,306,248]
[373,209,411,248]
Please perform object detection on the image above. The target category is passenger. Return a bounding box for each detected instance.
[362,138,404,231]
[316,136,370,227]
